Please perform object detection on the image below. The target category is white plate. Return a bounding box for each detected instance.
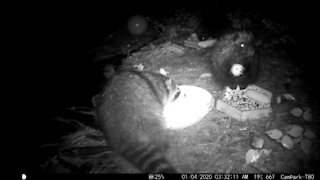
[163,85,214,130]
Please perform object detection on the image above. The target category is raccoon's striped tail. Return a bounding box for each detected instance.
[122,143,177,173]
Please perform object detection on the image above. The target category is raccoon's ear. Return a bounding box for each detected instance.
[103,65,116,79]
[92,94,101,108]
[159,68,167,76]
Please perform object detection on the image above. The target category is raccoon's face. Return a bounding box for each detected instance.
[158,69,181,105]
[164,78,181,104]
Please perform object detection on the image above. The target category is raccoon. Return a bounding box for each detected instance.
[209,31,259,90]
[94,70,180,173]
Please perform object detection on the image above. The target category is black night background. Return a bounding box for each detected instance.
[17,2,319,177]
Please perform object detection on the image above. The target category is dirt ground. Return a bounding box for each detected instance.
[119,43,320,173]
[38,22,320,174]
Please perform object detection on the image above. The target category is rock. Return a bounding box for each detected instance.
[301,138,312,155]
[290,108,303,117]
[283,93,295,101]
[190,33,200,42]
[198,39,217,48]
[286,124,304,138]
[266,129,283,140]
[304,129,317,139]
[251,136,264,149]
[281,135,294,149]
[245,149,260,164]
[303,111,312,121]
[199,73,212,79]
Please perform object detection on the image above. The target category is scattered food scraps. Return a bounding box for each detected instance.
[222,87,270,111]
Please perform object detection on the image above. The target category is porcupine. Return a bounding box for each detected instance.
[209,31,259,90]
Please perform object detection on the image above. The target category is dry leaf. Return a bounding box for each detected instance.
[303,111,312,121]
[304,129,316,139]
[281,135,294,149]
[301,138,312,155]
[251,136,264,149]
[290,108,303,117]
[286,124,304,138]
[266,129,283,140]
[245,149,260,164]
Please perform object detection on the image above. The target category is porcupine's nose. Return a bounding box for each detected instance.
[230,63,244,77]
